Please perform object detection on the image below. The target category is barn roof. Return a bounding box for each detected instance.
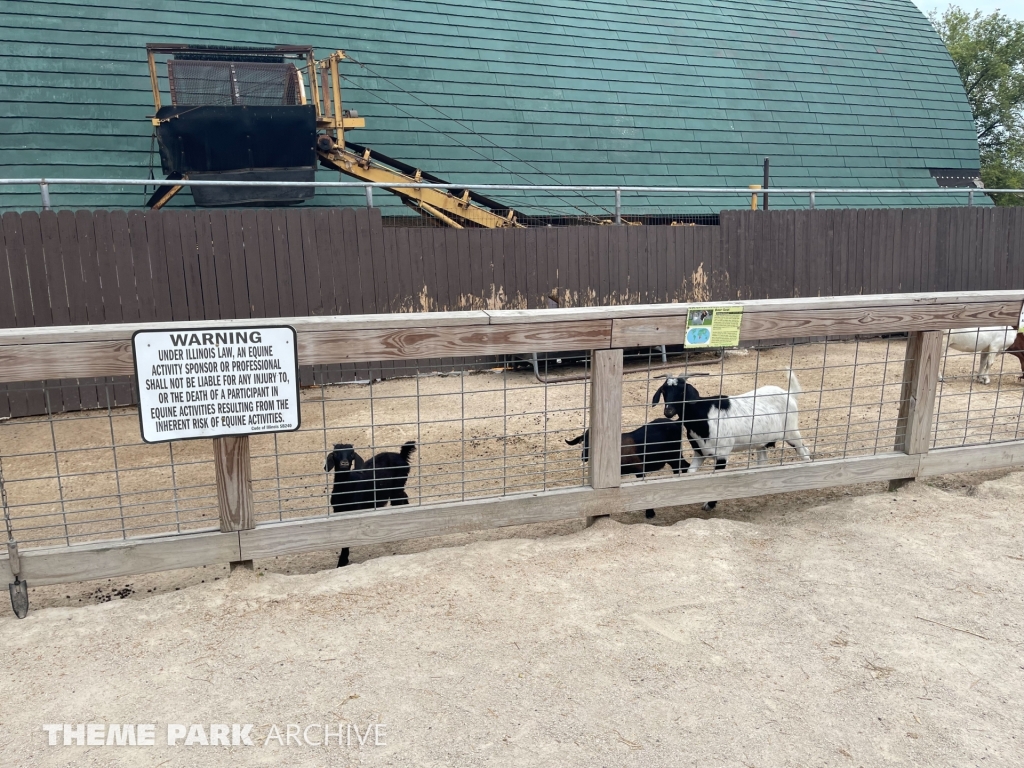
[0,0,982,213]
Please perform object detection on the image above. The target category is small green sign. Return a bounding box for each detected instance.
[684,306,743,348]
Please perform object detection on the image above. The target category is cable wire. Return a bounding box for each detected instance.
[341,55,612,221]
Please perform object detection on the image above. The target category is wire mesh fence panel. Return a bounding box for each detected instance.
[7,330,1024,554]
[932,328,1024,449]
[167,60,302,107]
[622,337,912,478]
[0,382,219,549]
[247,355,592,525]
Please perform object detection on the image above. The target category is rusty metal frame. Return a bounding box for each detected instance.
[310,49,518,228]
[141,43,518,226]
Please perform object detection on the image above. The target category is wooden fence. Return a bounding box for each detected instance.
[3,206,1024,418]
[2,290,1024,597]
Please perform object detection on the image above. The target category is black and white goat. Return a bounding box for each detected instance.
[325,440,416,567]
[566,418,688,519]
[652,369,811,510]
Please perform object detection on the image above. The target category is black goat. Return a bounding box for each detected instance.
[566,418,688,519]
[325,440,417,567]
[324,444,367,567]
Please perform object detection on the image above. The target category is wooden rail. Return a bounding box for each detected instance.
[0,291,1022,383]
[2,290,1024,593]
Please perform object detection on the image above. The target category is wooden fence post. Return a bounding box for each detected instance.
[213,435,255,569]
[586,348,623,526]
[888,330,944,491]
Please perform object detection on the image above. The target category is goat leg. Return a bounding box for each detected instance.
[337,547,350,568]
[1004,335,1024,380]
[702,457,728,511]
[788,437,812,461]
[978,351,993,385]
[632,471,657,519]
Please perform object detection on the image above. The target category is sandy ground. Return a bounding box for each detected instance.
[3,338,1024,550]
[0,468,1022,766]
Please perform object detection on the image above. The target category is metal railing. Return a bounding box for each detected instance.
[0,177,1014,217]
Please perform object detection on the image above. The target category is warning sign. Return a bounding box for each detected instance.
[133,326,300,443]
[684,306,743,348]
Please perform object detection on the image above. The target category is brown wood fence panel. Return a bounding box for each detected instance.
[0,208,381,416]
[3,206,1023,417]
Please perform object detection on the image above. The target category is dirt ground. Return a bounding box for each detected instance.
[3,338,1023,549]
[1,467,1022,767]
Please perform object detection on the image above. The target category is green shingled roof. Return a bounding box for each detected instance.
[0,0,983,213]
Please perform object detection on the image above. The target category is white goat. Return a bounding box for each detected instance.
[943,327,1018,385]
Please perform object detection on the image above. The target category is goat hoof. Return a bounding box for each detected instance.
[645,509,656,519]
[702,501,717,512]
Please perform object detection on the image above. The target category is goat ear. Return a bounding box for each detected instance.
[325,453,336,472]
[652,384,664,405]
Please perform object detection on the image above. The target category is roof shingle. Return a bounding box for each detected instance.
[0,0,983,212]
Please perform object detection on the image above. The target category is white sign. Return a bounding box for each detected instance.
[133,326,300,443]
